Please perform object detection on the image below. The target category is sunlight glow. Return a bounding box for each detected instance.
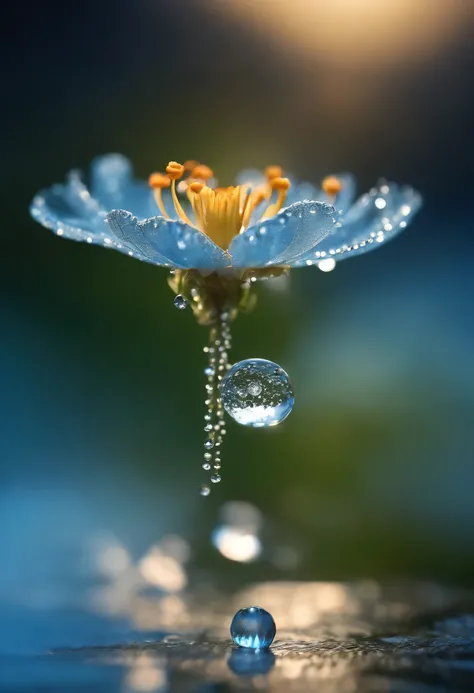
[211,0,474,67]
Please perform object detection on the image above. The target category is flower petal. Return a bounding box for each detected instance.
[91,154,157,220]
[105,211,230,269]
[235,169,267,190]
[228,201,336,268]
[30,184,106,244]
[287,181,319,206]
[290,182,422,267]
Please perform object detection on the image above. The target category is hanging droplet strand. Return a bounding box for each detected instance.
[200,312,231,495]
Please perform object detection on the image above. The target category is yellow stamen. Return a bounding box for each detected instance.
[149,173,171,219]
[265,165,283,181]
[183,159,200,171]
[322,176,343,203]
[191,164,214,182]
[148,161,291,251]
[261,176,290,219]
[242,190,265,228]
[166,161,194,226]
[188,184,244,250]
[188,183,206,233]
[189,182,205,194]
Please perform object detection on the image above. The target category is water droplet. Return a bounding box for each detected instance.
[203,462,211,470]
[318,258,336,273]
[204,452,212,461]
[200,485,210,497]
[174,294,188,310]
[230,606,276,650]
[221,358,294,427]
[211,474,221,483]
[204,366,215,377]
[204,439,214,449]
[204,423,213,432]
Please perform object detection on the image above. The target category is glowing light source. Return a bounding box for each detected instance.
[139,548,187,592]
[211,0,474,67]
[212,526,262,563]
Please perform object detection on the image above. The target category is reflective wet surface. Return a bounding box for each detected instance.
[2,581,474,692]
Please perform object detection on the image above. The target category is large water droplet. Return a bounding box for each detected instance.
[174,294,188,310]
[221,358,294,427]
[230,606,276,650]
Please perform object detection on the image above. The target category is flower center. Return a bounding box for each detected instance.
[149,161,291,250]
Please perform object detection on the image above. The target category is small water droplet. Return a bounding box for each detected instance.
[204,452,212,461]
[200,486,210,497]
[230,607,276,649]
[204,423,213,432]
[203,462,211,470]
[204,439,214,450]
[174,294,188,310]
[211,474,221,483]
[221,359,294,427]
[204,366,215,376]
[318,258,336,272]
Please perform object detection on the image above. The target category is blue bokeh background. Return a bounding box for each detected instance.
[1,0,474,658]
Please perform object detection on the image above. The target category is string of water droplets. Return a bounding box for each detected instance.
[200,312,231,497]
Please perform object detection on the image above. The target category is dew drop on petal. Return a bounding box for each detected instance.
[221,358,294,427]
[174,294,188,310]
[318,258,336,272]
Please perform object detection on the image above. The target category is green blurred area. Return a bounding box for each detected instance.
[1,0,474,587]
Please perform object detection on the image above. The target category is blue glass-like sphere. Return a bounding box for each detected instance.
[230,606,276,650]
[221,359,294,427]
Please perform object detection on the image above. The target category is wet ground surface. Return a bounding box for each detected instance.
[2,582,474,692]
